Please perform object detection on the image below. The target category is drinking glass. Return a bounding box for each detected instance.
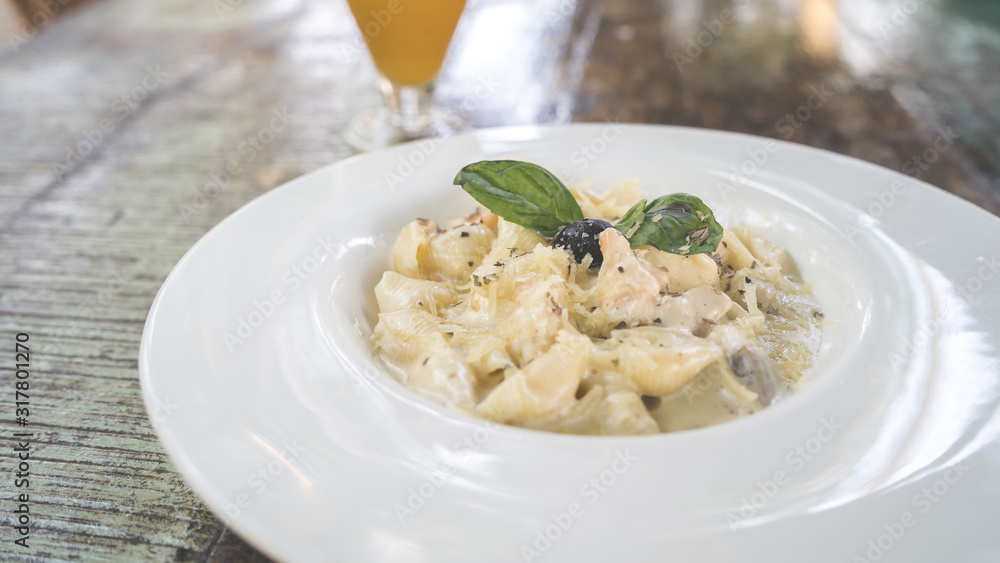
[345,0,467,151]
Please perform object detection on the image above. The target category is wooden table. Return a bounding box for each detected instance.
[1,0,997,560]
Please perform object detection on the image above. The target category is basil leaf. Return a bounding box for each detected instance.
[454,160,583,238]
[614,193,723,255]
[614,199,647,239]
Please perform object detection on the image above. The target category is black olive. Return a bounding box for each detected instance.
[640,395,662,411]
[552,218,613,267]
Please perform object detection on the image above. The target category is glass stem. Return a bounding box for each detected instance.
[380,78,435,139]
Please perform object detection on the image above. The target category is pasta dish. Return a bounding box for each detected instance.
[372,161,822,435]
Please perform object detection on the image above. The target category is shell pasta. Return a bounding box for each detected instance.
[372,180,822,435]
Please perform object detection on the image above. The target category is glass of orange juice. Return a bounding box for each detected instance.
[345,0,467,150]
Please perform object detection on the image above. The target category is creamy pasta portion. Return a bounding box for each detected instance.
[372,180,822,435]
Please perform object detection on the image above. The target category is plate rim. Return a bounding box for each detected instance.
[139,123,1000,563]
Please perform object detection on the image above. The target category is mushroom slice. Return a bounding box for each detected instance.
[707,324,786,405]
[728,345,785,406]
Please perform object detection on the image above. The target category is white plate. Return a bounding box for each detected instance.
[140,125,1000,563]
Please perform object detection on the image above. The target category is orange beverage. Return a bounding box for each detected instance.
[347,0,466,86]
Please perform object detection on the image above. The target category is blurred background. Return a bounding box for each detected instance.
[1,0,998,560]
[2,0,998,212]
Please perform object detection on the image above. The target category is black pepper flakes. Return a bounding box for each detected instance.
[745,276,752,284]
[617,266,624,273]
[460,231,470,238]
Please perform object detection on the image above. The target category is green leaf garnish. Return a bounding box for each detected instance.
[454,160,583,238]
[453,159,722,255]
[613,194,723,255]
